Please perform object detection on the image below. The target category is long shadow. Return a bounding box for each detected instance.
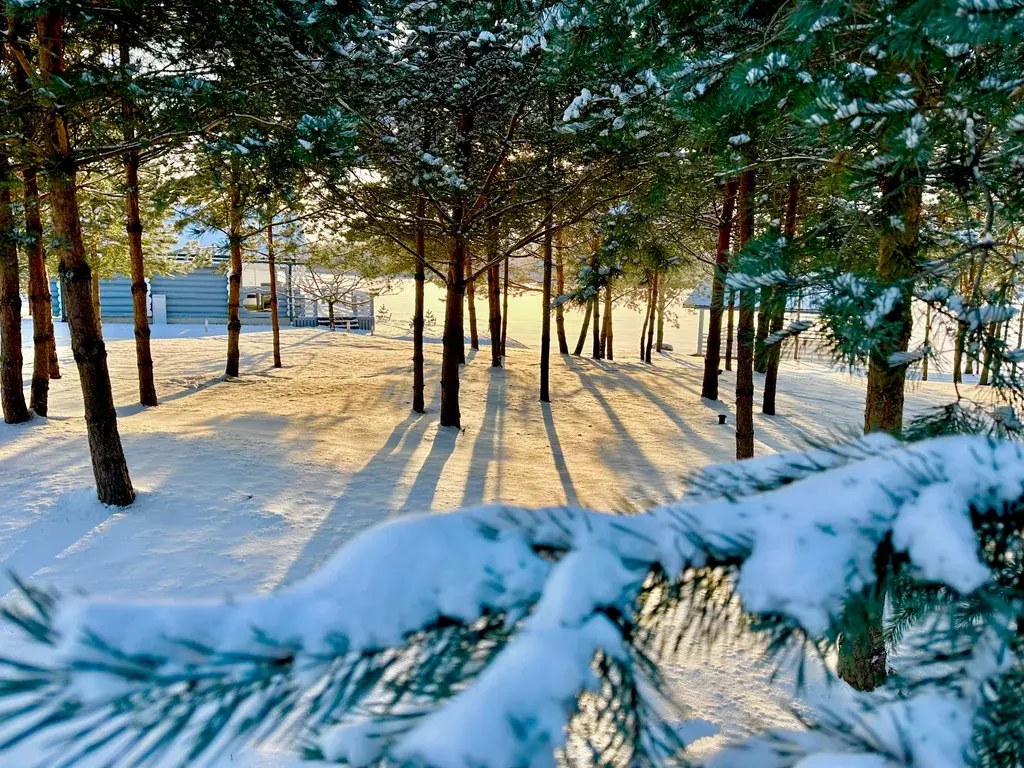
[277,387,445,586]
[563,358,674,501]
[396,427,458,513]
[541,402,581,506]
[461,368,507,507]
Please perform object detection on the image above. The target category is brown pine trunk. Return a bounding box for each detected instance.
[591,292,601,360]
[639,283,653,360]
[655,279,666,352]
[500,253,509,359]
[725,291,735,371]
[603,285,613,360]
[555,231,568,354]
[754,292,770,374]
[33,9,133,504]
[23,166,57,414]
[440,237,466,427]
[921,304,931,382]
[466,254,478,351]
[702,180,737,399]
[763,177,798,416]
[121,31,157,405]
[979,322,995,386]
[953,328,964,383]
[0,155,29,424]
[413,197,427,411]
[487,220,502,368]
[735,162,757,460]
[540,210,553,400]
[225,168,243,377]
[863,174,922,433]
[91,270,103,339]
[645,272,658,363]
[574,300,592,356]
[267,220,281,368]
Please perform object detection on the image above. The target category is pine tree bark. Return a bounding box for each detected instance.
[639,283,653,361]
[466,254,478,351]
[735,162,757,460]
[701,180,737,400]
[754,292,770,374]
[23,166,58,414]
[487,219,502,368]
[763,177,798,416]
[500,253,509,359]
[267,219,281,368]
[979,322,995,386]
[602,285,613,360]
[0,155,29,424]
[121,29,156,405]
[413,198,427,411]
[440,237,466,427]
[655,280,665,353]
[645,272,658,363]
[922,304,931,382]
[33,8,133,504]
[555,231,568,354]
[592,293,601,359]
[91,270,103,339]
[725,291,735,371]
[540,217,553,400]
[573,300,591,356]
[863,173,923,433]
[225,168,243,377]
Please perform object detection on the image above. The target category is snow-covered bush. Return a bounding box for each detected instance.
[1,435,1023,766]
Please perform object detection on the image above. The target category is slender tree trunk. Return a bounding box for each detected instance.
[33,9,133,504]
[23,166,57,414]
[754,291,770,374]
[863,173,923,434]
[466,254,478,351]
[555,231,568,354]
[763,176,798,416]
[91,271,103,339]
[574,300,592,356]
[656,281,666,353]
[725,291,735,371]
[922,304,931,382]
[702,180,737,399]
[735,163,756,460]
[121,31,157,405]
[225,167,243,377]
[500,253,509,359]
[267,219,281,368]
[980,322,995,386]
[487,219,502,368]
[953,324,963,383]
[603,285,613,360]
[964,259,976,376]
[592,294,601,359]
[328,301,335,331]
[793,290,802,361]
[0,155,29,424]
[645,272,658,363]
[540,215,553,401]
[413,197,426,411]
[440,236,466,427]
[639,283,653,361]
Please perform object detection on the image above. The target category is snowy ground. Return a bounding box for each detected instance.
[0,309,969,765]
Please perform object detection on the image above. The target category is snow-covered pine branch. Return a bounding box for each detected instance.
[1,436,1023,766]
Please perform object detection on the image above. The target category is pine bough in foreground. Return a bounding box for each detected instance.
[1,436,1024,767]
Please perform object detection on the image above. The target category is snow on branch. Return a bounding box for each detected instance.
[2,436,1024,765]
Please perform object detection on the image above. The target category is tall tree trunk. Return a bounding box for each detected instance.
[763,177,798,416]
[225,167,243,377]
[0,155,29,424]
[922,304,931,382]
[328,301,335,331]
[639,283,653,361]
[602,285,613,360]
[645,272,658,363]
[980,322,995,386]
[953,324,963,383]
[725,291,735,371]
[555,231,568,354]
[33,9,133,504]
[656,280,666,353]
[23,166,57,415]
[592,293,601,359]
[440,237,466,427]
[735,162,757,460]
[91,271,103,339]
[863,173,922,433]
[500,253,509,359]
[964,259,976,376]
[702,181,738,399]
[267,219,281,368]
[540,217,553,400]
[466,253,478,351]
[574,300,592,356]
[121,30,157,405]
[754,292,770,374]
[413,197,426,411]
[487,219,502,368]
